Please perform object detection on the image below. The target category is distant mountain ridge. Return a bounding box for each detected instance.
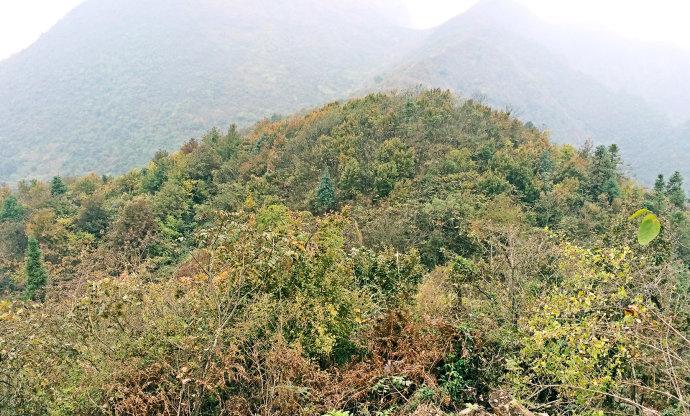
[371,0,687,184]
[0,0,688,185]
[0,0,416,180]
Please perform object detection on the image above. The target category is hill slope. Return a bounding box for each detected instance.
[1,91,688,415]
[370,0,683,185]
[446,0,690,126]
[0,0,415,180]
[2,0,689,186]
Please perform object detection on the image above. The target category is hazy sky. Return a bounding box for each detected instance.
[1,0,689,61]
[405,0,690,47]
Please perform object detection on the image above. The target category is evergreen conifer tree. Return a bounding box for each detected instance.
[589,145,620,202]
[50,176,68,196]
[314,169,337,214]
[24,238,48,302]
[0,195,26,222]
[539,150,555,191]
[648,174,667,212]
[667,171,686,209]
[654,174,666,194]
[601,176,621,203]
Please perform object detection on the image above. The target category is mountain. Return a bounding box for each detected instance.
[0,0,416,181]
[370,0,687,185]
[2,0,689,186]
[489,6,690,125]
[428,0,690,125]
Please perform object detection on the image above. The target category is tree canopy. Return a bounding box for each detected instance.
[0,91,688,416]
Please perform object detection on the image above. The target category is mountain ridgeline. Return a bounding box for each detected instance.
[0,0,415,180]
[1,91,689,415]
[1,0,689,185]
[371,0,684,185]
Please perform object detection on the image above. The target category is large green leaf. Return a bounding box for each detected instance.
[629,208,650,220]
[638,213,661,245]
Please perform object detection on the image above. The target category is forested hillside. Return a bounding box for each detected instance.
[371,0,687,185]
[473,0,690,125]
[0,0,415,180]
[2,0,690,186]
[1,91,688,415]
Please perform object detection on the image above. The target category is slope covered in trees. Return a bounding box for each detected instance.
[2,0,690,187]
[0,0,415,181]
[431,0,690,127]
[371,0,687,185]
[1,91,688,415]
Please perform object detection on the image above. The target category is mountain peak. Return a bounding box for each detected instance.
[470,0,530,14]
[427,0,538,40]
[461,0,537,26]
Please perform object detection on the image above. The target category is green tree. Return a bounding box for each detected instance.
[666,171,686,209]
[50,176,68,196]
[108,196,160,271]
[142,160,168,194]
[588,145,620,202]
[601,176,621,202]
[648,174,667,212]
[339,158,366,199]
[538,150,555,191]
[76,198,110,237]
[372,138,415,198]
[24,238,48,301]
[0,195,26,222]
[654,174,666,194]
[313,169,337,214]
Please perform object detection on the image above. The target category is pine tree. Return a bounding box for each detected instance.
[24,238,48,302]
[50,176,68,196]
[589,145,620,202]
[0,195,25,222]
[649,174,667,212]
[539,150,555,191]
[601,176,621,203]
[654,174,666,194]
[314,169,337,214]
[667,171,686,209]
[608,144,621,167]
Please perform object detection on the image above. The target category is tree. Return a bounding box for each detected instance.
[608,143,621,166]
[538,150,555,191]
[0,222,28,259]
[667,171,686,209]
[50,176,67,196]
[647,174,667,212]
[372,138,415,198]
[108,196,160,271]
[339,158,366,199]
[0,195,25,222]
[600,176,621,202]
[313,169,337,214]
[76,198,110,236]
[654,174,666,194]
[24,238,48,301]
[588,145,620,203]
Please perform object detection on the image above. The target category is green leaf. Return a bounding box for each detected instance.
[629,208,650,220]
[638,213,661,245]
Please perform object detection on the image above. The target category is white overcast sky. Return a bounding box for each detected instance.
[1,0,690,61]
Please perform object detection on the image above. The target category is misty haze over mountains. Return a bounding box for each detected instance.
[0,0,688,185]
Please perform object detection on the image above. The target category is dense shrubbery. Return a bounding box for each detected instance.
[0,91,688,415]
